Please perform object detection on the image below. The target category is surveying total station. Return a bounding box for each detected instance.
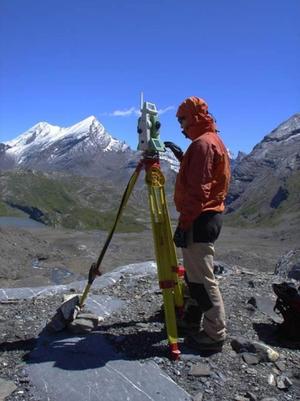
[80,95,185,360]
[137,96,165,153]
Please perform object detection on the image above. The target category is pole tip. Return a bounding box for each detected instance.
[170,343,181,360]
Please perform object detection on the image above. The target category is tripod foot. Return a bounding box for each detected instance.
[169,343,181,360]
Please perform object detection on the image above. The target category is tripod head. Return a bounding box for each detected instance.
[137,95,165,153]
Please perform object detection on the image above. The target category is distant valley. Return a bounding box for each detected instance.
[0,116,178,230]
[0,113,299,235]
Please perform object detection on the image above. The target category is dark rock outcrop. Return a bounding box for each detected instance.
[274,249,300,281]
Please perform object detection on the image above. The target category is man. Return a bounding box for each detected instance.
[165,96,231,351]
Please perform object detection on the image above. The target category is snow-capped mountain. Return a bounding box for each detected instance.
[5,116,129,164]
[1,113,299,231]
[1,116,137,180]
[0,116,180,182]
[159,149,180,173]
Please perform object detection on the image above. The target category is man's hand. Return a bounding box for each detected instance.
[164,141,183,162]
[173,226,187,248]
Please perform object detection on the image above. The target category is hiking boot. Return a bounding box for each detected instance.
[177,318,200,336]
[177,304,202,336]
[185,330,224,352]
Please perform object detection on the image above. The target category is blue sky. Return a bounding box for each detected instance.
[0,0,299,156]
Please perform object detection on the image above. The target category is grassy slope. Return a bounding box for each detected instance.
[225,170,300,228]
[1,167,298,233]
[0,170,147,232]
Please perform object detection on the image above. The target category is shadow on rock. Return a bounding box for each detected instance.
[98,318,170,359]
[23,328,124,370]
[23,312,172,370]
[253,322,300,350]
[23,308,210,370]
[0,338,37,352]
[99,315,220,360]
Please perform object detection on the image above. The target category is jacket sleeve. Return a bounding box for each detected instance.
[179,140,214,230]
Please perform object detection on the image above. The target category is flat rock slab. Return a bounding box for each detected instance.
[85,294,125,317]
[0,377,17,400]
[26,331,191,401]
[188,363,211,377]
[0,262,191,401]
[0,261,157,301]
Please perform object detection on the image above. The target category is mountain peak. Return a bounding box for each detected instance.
[81,115,97,123]
[65,115,104,137]
[69,115,98,128]
[264,113,300,142]
[30,121,55,130]
[5,121,61,153]
[4,115,130,168]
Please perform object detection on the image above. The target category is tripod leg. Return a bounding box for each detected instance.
[159,193,185,314]
[80,164,142,308]
[146,166,184,359]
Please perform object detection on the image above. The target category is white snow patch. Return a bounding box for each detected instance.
[4,116,128,160]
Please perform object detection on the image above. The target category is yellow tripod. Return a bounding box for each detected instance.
[144,156,184,359]
[80,154,185,360]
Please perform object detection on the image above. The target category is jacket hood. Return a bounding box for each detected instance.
[176,96,216,140]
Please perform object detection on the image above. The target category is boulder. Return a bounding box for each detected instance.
[274,249,300,281]
[231,337,279,362]
[0,377,17,400]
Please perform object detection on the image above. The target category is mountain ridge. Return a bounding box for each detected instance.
[227,113,300,229]
[4,115,130,164]
[1,115,180,179]
[1,113,299,233]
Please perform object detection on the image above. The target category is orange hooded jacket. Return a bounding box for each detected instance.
[174,97,231,230]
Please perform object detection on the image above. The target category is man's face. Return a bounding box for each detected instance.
[178,117,189,138]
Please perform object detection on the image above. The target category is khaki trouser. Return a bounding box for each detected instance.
[182,233,226,342]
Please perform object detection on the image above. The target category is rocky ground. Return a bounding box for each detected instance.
[0,261,300,401]
[0,221,299,400]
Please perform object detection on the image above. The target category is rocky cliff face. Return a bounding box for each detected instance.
[0,143,15,169]
[226,114,300,228]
